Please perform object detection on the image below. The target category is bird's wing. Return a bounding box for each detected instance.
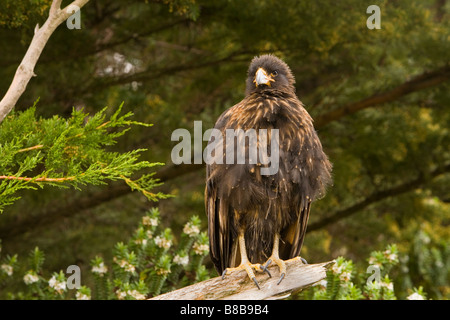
[277,97,331,260]
[204,107,237,275]
[279,201,311,260]
[206,159,238,274]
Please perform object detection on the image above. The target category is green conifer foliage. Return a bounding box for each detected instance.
[0,102,168,212]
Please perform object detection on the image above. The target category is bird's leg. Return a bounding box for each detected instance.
[221,232,268,289]
[262,233,305,285]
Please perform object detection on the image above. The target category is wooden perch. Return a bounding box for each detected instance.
[151,260,335,300]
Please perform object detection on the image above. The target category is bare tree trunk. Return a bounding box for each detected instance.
[0,0,90,123]
[151,260,334,300]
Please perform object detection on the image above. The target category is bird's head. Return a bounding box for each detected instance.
[245,54,296,96]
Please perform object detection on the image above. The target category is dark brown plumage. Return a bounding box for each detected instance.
[205,54,332,286]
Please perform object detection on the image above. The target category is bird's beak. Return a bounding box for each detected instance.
[254,67,274,87]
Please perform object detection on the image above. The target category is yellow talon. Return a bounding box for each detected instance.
[222,261,265,289]
[221,232,269,289]
[262,234,306,285]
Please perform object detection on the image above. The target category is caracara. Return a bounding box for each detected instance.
[205,54,332,288]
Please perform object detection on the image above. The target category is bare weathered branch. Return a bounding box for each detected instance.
[49,0,63,17]
[0,0,90,123]
[151,260,334,300]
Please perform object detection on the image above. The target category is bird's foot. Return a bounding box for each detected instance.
[262,256,307,285]
[221,261,270,290]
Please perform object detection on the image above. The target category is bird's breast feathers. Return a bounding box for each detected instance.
[224,92,311,130]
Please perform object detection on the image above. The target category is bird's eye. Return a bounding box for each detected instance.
[272,70,278,77]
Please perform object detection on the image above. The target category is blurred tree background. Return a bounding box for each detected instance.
[0,0,449,299]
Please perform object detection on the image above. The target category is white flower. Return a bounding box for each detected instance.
[142,216,151,226]
[76,292,91,300]
[156,267,171,276]
[134,238,147,246]
[116,289,127,300]
[381,281,394,291]
[339,271,351,282]
[368,256,383,267]
[116,289,146,300]
[124,263,135,273]
[142,216,158,227]
[92,262,108,275]
[154,236,172,249]
[127,289,146,300]
[407,292,425,300]
[387,253,398,262]
[331,264,342,275]
[1,264,13,276]
[183,222,200,237]
[23,271,39,285]
[116,259,136,273]
[193,242,209,255]
[48,275,57,287]
[173,254,189,266]
[48,275,66,294]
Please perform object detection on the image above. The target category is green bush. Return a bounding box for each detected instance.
[299,244,429,300]
[0,208,210,299]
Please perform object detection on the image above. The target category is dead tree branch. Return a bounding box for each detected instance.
[151,260,334,300]
[0,0,90,123]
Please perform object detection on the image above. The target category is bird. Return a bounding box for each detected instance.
[205,54,332,289]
